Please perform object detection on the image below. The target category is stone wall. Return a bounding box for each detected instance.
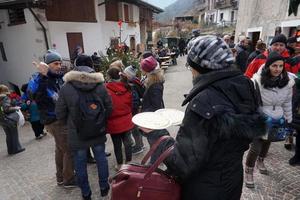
[235,0,300,43]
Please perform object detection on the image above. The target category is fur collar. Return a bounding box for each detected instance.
[63,71,104,84]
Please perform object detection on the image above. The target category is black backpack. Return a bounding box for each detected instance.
[73,85,106,141]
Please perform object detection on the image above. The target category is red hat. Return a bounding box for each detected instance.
[141,56,158,73]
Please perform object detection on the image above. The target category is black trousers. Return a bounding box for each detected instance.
[2,122,24,154]
[111,131,132,164]
[30,120,44,138]
[295,130,300,156]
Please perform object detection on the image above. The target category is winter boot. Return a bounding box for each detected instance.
[284,135,293,150]
[245,166,255,188]
[257,157,268,175]
[289,152,300,166]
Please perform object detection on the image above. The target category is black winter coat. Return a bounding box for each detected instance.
[235,44,249,73]
[246,50,261,67]
[56,70,112,150]
[165,69,266,200]
[141,82,164,112]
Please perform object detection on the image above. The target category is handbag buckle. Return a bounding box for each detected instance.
[137,186,143,198]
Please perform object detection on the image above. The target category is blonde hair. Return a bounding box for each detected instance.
[109,60,124,71]
[0,84,10,95]
[144,70,164,88]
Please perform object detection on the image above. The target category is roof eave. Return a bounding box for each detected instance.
[122,0,164,13]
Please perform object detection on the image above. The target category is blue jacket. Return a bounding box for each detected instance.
[28,71,64,125]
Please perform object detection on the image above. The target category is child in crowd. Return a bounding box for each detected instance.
[21,84,46,140]
[122,65,145,154]
[106,67,134,170]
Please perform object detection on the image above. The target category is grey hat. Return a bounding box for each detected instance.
[187,35,234,71]
[44,50,62,64]
[124,65,137,80]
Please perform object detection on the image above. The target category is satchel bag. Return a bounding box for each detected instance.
[110,135,181,200]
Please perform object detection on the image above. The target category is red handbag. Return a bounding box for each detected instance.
[110,136,181,200]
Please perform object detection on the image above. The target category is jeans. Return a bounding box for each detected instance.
[111,131,132,164]
[45,121,74,183]
[132,126,144,149]
[246,138,271,167]
[73,144,109,197]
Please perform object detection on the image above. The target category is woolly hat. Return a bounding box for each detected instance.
[270,34,287,46]
[124,65,137,80]
[287,36,297,44]
[264,51,284,69]
[187,35,234,72]
[44,50,62,64]
[141,56,158,73]
[74,54,94,68]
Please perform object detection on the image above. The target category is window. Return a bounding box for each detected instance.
[231,11,234,22]
[106,0,119,21]
[0,42,7,62]
[123,4,134,23]
[220,13,224,21]
[8,8,26,26]
[124,4,129,22]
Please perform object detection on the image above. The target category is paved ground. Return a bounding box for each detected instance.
[0,56,300,200]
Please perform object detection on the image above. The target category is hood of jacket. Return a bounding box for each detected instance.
[63,70,104,91]
[185,68,266,140]
[183,68,242,106]
[106,82,128,95]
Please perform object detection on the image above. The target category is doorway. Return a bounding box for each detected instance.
[130,36,136,52]
[66,32,84,61]
[248,31,260,49]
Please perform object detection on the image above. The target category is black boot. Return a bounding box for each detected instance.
[289,154,300,166]
[290,131,300,166]
[82,191,92,200]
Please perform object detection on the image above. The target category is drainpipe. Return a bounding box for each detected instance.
[27,4,49,50]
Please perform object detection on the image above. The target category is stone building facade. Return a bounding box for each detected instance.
[235,0,300,45]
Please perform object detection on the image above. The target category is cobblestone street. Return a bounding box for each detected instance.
[0,56,300,200]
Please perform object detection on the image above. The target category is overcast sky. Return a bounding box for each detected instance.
[144,0,176,8]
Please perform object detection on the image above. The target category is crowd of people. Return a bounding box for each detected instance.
[0,31,300,200]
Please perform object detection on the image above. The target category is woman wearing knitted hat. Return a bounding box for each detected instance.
[139,36,266,200]
[244,51,295,188]
[140,56,165,112]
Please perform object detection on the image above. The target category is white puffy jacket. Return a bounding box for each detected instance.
[252,66,295,123]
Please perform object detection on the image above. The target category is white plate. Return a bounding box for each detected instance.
[132,112,172,130]
[155,109,184,126]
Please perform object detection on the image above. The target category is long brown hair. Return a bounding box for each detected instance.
[144,69,164,88]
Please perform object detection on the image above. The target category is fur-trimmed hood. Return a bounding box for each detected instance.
[63,70,104,83]
[63,70,105,91]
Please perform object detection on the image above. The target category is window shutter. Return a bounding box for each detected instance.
[118,2,123,21]
[129,4,134,22]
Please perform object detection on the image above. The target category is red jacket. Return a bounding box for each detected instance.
[245,49,291,78]
[106,82,134,134]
